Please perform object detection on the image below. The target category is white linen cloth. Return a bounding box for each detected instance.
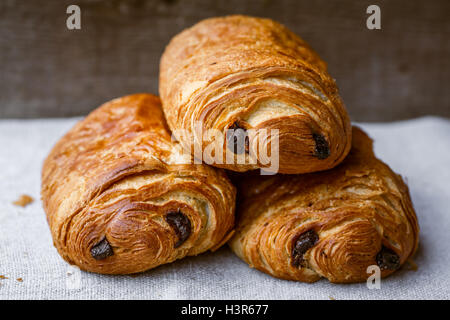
[0,116,449,300]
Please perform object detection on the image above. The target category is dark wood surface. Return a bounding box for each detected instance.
[1,0,449,121]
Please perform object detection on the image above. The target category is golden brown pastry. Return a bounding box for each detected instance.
[41,94,235,274]
[229,127,419,283]
[160,15,351,174]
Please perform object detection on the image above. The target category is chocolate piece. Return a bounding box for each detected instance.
[376,246,400,270]
[226,122,249,154]
[291,230,319,267]
[90,237,114,260]
[312,133,330,159]
[165,210,191,248]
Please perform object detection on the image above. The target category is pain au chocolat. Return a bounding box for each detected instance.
[41,94,235,274]
[229,127,419,283]
[160,15,351,174]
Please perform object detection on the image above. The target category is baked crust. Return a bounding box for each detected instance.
[41,94,235,274]
[160,15,351,173]
[229,127,419,283]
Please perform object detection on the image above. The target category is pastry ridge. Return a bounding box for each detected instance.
[41,94,235,274]
[160,15,352,173]
[229,127,419,283]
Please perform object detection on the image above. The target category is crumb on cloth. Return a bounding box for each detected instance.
[13,194,34,207]
[0,275,8,280]
[16,278,23,282]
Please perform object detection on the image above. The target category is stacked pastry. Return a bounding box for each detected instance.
[42,94,235,274]
[41,15,419,283]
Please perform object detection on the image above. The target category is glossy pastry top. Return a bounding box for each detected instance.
[160,15,351,174]
[229,127,419,283]
[41,94,235,274]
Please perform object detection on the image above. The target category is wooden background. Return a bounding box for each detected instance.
[1,0,449,121]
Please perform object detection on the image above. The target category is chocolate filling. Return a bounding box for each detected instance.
[312,133,330,159]
[226,122,249,154]
[90,237,114,260]
[165,210,191,248]
[376,246,400,270]
[291,230,319,267]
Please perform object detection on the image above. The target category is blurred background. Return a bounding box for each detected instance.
[0,0,448,121]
